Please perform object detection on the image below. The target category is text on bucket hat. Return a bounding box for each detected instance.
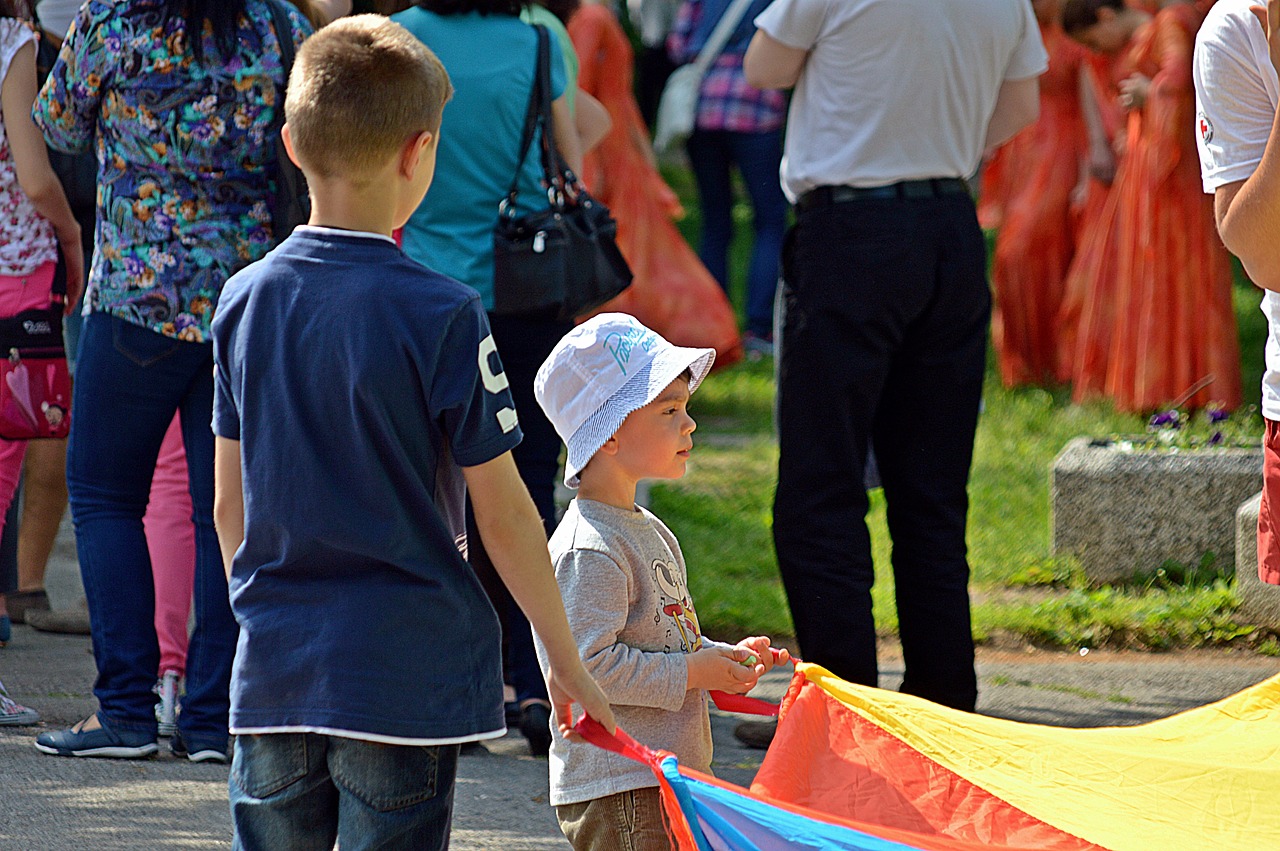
[534,314,715,488]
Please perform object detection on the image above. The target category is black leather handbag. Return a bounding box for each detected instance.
[492,26,632,323]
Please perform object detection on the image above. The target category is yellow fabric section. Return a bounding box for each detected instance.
[797,663,1280,851]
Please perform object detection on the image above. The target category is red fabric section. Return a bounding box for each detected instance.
[1259,419,1280,585]
[710,690,779,717]
[750,681,1105,850]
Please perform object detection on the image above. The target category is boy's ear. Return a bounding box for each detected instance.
[596,435,619,456]
[400,129,436,179]
[281,124,304,169]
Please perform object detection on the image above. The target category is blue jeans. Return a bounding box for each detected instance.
[686,128,787,337]
[67,313,237,743]
[230,733,458,851]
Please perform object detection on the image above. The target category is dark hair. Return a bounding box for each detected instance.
[169,0,247,62]
[535,0,579,25]
[1060,0,1123,34]
[0,0,35,20]
[416,0,524,16]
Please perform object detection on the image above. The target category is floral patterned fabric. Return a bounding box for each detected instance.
[0,19,58,277]
[34,0,311,341]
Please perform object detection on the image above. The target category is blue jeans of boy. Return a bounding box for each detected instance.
[67,313,237,745]
[230,733,458,851]
[686,127,787,338]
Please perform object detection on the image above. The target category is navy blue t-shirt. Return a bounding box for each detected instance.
[212,227,522,742]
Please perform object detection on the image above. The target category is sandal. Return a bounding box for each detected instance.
[6,589,50,624]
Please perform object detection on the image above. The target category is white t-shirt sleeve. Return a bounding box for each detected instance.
[753,0,828,50]
[1004,0,1049,81]
[0,20,35,87]
[1194,5,1280,192]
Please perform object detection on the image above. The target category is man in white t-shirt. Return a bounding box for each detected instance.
[1194,0,1280,585]
[741,0,1046,716]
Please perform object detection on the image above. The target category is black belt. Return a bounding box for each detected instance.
[797,179,970,212]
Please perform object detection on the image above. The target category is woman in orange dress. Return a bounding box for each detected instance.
[1063,0,1239,411]
[986,0,1088,387]
[568,1,743,365]
[1057,48,1125,393]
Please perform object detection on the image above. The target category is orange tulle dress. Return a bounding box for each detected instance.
[1103,3,1240,411]
[1058,52,1125,392]
[986,20,1086,387]
[568,4,743,366]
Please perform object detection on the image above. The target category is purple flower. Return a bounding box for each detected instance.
[1207,406,1230,424]
[1209,431,1224,446]
[1149,410,1180,429]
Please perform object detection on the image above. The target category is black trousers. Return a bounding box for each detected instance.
[636,45,677,132]
[773,192,987,712]
[466,312,573,706]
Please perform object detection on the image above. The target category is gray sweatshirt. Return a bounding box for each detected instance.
[534,498,724,806]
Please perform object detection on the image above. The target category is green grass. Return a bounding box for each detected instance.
[650,165,1272,652]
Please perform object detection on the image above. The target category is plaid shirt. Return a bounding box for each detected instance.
[668,1,787,134]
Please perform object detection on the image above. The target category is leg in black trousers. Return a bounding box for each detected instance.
[773,194,984,711]
[466,313,572,753]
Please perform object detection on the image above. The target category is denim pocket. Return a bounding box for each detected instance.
[111,316,183,368]
[329,740,448,813]
[233,735,310,799]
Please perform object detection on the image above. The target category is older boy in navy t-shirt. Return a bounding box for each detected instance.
[210,17,613,850]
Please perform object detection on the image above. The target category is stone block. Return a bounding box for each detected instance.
[1235,491,1280,627]
[1052,436,1263,584]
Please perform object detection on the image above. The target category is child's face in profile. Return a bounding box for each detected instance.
[610,376,696,482]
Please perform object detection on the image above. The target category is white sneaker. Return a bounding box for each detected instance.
[0,680,39,726]
[154,670,180,738]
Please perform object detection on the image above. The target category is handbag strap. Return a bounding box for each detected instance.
[502,25,553,217]
[533,26,596,207]
[265,0,296,142]
[691,0,756,77]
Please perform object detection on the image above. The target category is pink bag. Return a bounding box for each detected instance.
[0,306,70,440]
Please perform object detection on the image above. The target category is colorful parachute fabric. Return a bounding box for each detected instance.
[579,662,1280,850]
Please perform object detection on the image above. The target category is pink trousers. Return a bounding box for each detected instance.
[145,413,196,677]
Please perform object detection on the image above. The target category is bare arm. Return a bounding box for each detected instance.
[1079,64,1116,184]
[2,40,83,310]
[744,30,807,90]
[575,89,612,154]
[983,76,1041,151]
[214,437,245,582]
[1217,173,1280,291]
[552,94,584,176]
[463,452,615,734]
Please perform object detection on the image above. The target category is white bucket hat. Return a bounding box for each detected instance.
[534,314,715,488]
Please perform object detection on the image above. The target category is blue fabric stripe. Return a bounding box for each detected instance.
[671,762,930,851]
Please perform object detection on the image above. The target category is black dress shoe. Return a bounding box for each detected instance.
[519,702,552,757]
[733,719,777,750]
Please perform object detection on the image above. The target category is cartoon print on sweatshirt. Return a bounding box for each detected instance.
[653,557,703,652]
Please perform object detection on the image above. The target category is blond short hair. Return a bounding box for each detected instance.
[285,15,452,179]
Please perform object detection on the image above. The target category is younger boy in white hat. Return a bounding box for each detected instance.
[533,313,789,850]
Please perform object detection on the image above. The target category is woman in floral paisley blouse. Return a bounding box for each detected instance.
[30,0,311,761]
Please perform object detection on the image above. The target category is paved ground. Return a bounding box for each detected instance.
[2,519,1277,848]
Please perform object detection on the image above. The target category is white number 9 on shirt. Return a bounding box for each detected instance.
[478,334,518,434]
